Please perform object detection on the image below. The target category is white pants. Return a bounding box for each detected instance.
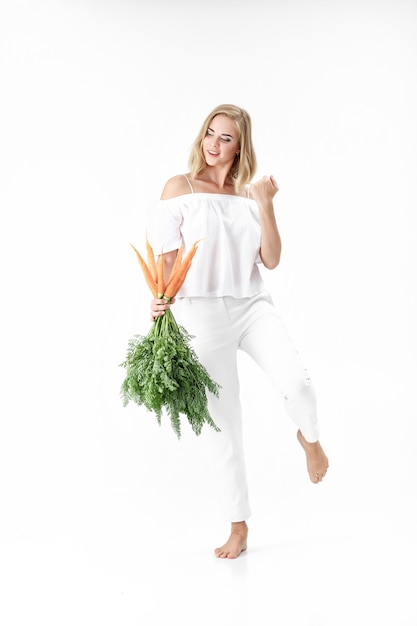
[175,290,320,522]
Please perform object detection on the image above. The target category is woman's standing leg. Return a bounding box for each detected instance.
[175,298,251,557]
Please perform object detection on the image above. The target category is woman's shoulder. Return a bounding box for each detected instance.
[159,175,252,202]
[160,174,193,200]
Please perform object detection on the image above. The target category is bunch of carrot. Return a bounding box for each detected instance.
[130,238,200,301]
[120,239,221,439]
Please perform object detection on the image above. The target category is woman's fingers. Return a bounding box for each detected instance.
[150,298,168,319]
[250,175,279,202]
[269,174,279,192]
[150,297,175,320]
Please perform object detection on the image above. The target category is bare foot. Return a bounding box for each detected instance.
[214,521,248,559]
[297,429,329,483]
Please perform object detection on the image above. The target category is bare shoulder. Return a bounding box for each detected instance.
[160,174,192,200]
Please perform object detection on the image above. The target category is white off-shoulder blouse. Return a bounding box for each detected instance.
[147,192,265,298]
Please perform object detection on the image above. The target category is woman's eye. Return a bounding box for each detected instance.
[221,137,231,142]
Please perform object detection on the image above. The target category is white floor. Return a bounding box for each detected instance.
[1,505,416,625]
[1,354,416,625]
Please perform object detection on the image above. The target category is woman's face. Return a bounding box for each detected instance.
[203,114,240,168]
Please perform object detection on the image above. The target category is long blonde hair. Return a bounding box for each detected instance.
[188,104,257,191]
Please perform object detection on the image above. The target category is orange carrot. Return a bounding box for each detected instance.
[131,238,201,301]
[164,270,188,299]
[157,251,165,297]
[146,237,157,283]
[130,243,157,297]
[179,240,201,273]
[164,241,200,299]
[164,245,183,292]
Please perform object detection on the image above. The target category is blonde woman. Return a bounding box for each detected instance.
[147,104,329,559]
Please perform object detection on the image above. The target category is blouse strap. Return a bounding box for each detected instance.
[182,174,194,193]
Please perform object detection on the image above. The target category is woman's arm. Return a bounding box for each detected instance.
[150,175,191,319]
[249,175,281,269]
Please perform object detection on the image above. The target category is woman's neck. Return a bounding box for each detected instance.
[194,167,235,193]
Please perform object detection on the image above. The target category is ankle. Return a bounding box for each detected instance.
[231,521,248,534]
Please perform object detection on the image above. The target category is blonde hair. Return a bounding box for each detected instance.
[188,104,257,191]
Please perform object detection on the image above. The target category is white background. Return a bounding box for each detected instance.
[1,1,416,624]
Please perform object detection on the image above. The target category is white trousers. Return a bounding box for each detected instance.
[175,290,320,522]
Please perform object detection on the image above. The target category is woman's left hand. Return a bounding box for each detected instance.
[251,175,281,268]
[249,175,279,207]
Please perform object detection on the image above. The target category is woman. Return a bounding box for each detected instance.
[147,104,329,559]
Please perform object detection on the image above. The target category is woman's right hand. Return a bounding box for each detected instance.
[150,297,176,321]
